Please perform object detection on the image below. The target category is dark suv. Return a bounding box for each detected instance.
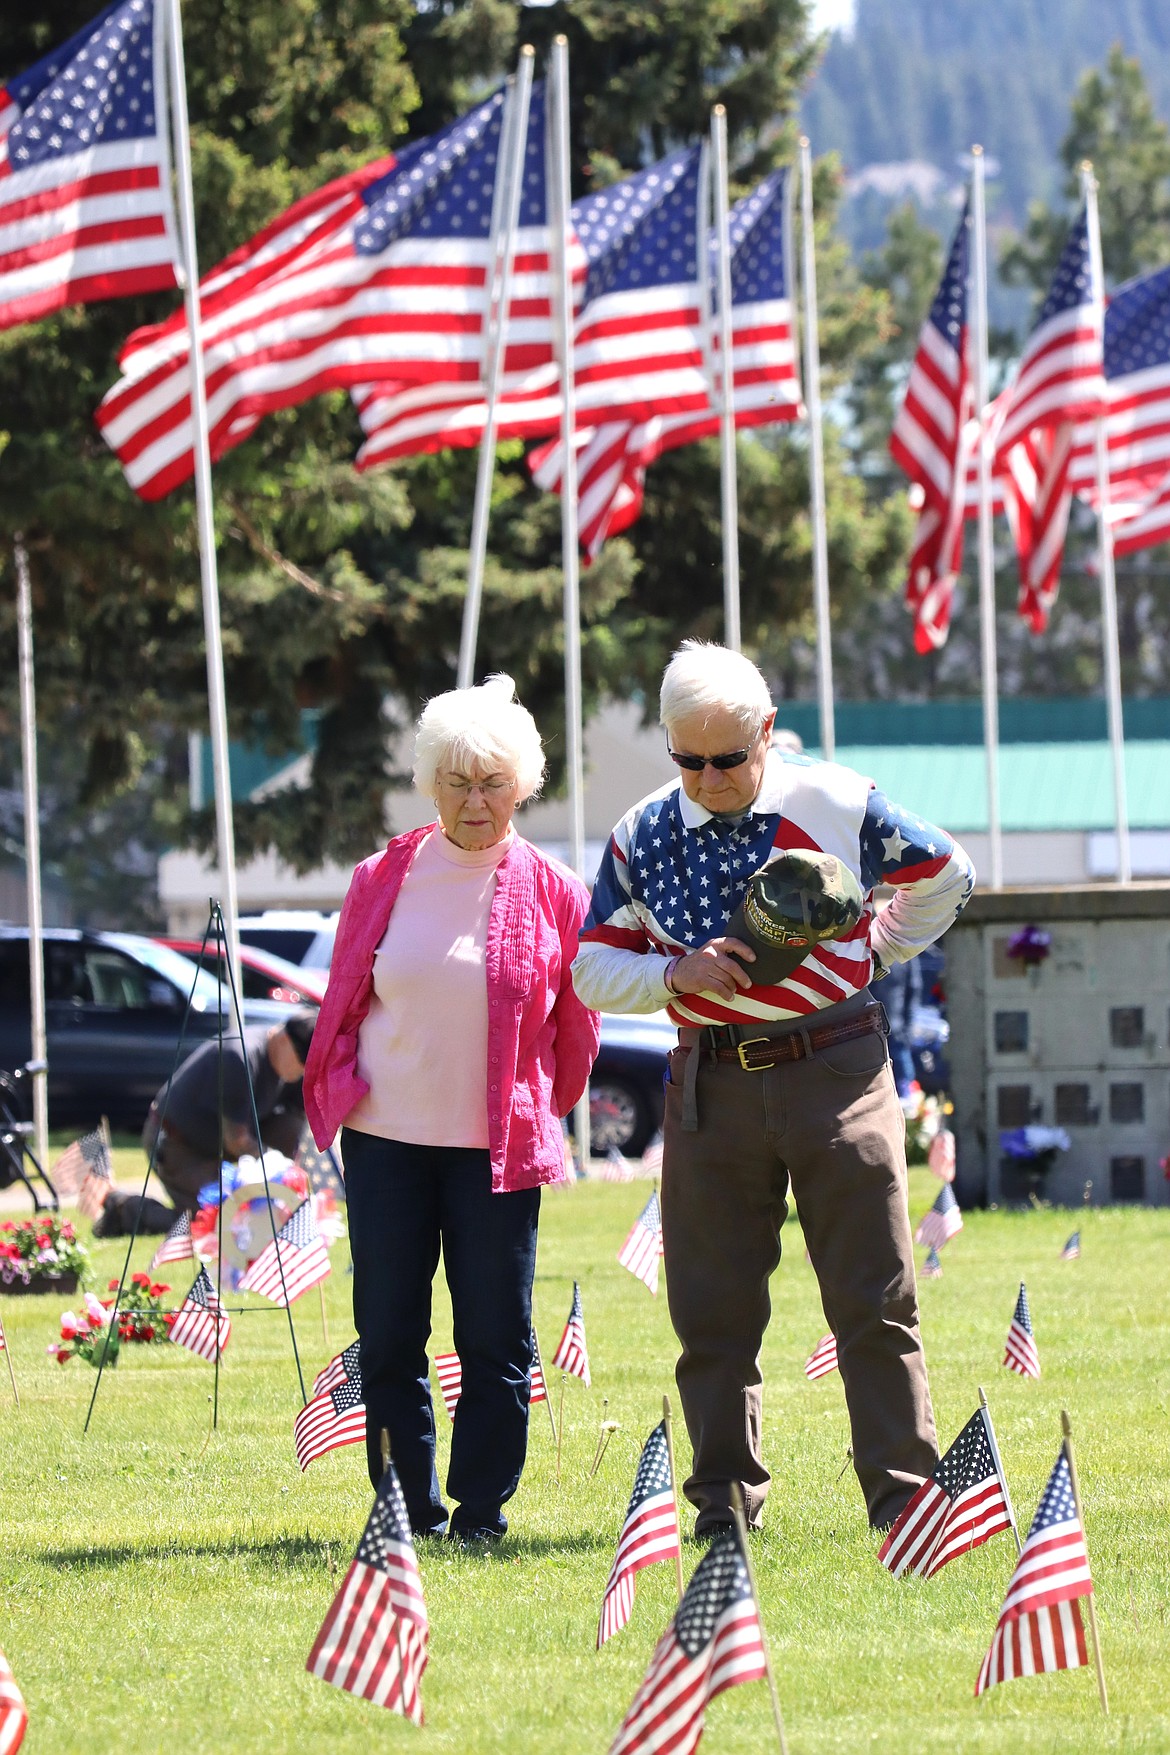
[0,928,295,1131]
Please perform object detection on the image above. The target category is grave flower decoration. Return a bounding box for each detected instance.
[1006,924,1051,967]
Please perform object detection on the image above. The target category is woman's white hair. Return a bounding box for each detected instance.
[659,640,774,740]
[413,674,547,802]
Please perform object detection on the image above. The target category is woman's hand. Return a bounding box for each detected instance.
[669,937,755,1003]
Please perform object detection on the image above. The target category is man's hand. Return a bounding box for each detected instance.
[669,937,756,1002]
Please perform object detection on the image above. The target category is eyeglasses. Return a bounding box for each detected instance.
[667,728,762,773]
[437,773,515,798]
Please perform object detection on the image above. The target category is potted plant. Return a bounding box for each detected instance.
[0,1214,90,1295]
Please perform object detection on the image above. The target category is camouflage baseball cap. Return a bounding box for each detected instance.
[726,849,864,986]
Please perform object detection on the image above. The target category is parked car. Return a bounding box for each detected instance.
[238,910,338,973]
[157,938,327,1007]
[0,927,302,1132]
[587,1011,675,1157]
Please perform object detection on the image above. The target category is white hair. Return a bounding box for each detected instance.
[659,640,775,739]
[412,674,546,802]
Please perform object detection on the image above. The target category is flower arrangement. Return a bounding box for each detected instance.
[50,1273,174,1367]
[0,1213,89,1290]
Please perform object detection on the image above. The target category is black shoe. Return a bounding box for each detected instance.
[692,1515,736,1543]
[447,1526,503,1550]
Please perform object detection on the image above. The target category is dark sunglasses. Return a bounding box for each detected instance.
[668,728,761,772]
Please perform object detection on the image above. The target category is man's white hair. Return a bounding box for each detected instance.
[413,674,546,801]
[659,640,775,740]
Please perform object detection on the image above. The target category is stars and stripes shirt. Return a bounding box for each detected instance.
[889,197,974,653]
[573,749,974,1029]
[98,82,554,498]
[0,0,179,332]
[307,1461,429,1722]
[975,1450,1092,1696]
[1004,1282,1041,1378]
[878,1408,1013,1578]
[551,1281,591,1385]
[295,1373,367,1472]
[240,1198,331,1306]
[598,1421,681,1648]
[914,1183,963,1250]
[169,1267,230,1362]
[608,1529,767,1755]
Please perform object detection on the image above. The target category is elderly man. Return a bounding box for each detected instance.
[573,643,974,1536]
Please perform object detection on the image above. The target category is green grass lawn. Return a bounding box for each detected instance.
[2,1164,1169,1754]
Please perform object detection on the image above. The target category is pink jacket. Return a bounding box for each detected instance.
[304,827,601,1192]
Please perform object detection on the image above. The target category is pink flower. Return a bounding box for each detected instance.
[83,1292,110,1326]
[60,1310,82,1338]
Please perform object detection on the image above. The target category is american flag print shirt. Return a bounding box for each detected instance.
[573,749,974,1028]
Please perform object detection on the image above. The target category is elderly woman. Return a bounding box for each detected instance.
[304,676,600,1543]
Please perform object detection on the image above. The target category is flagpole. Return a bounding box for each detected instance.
[729,1483,789,1755]
[798,139,835,760]
[977,1386,1021,1553]
[1081,161,1131,884]
[164,0,241,986]
[971,146,1004,889]
[457,48,535,689]
[549,34,591,1167]
[661,1394,685,1601]
[1060,1410,1109,1715]
[13,537,49,1175]
[711,107,741,651]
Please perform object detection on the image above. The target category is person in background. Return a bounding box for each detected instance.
[304,676,600,1544]
[573,641,974,1537]
[93,1011,317,1236]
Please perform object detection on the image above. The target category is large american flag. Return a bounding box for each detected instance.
[608,1528,768,1755]
[618,1190,664,1295]
[913,1182,963,1251]
[974,1449,1092,1696]
[993,206,1105,630]
[803,1333,838,1380]
[98,82,553,498]
[530,165,801,558]
[598,1421,681,1648]
[1003,1282,1041,1378]
[0,1648,27,1755]
[240,1197,331,1306]
[306,1460,429,1722]
[314,1338,361,1398]
[169,1266,230,1362]
[150,1207,193,1269]
[878,1406,1014,1578]
[295,1372,367,1472]
[0,0,179,332]
[888,198,974,653]
[551,1281,591,1386]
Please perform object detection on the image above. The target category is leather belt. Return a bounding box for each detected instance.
[694,1003,886,1072]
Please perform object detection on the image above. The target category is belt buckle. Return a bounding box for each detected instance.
[736,1037,770,1071]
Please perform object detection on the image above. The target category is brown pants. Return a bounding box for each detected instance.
[661,1021,937,1532]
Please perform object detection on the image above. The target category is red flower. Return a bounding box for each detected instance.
[131,1271,151,1288]
[151,1282,169,1296]
[107,1278,120,1291]
[141,1324,155,1342]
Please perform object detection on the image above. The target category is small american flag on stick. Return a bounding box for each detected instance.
[54,1123,112,1216]
[1004,1282,1041,1378]
[314,1339,361,1398]
[598,1421,682,1648]
[0,1647,28,1755]
[618,1190,664,1294]
[1060,1231,1081,1261]
[804,1334,838,1380]
[552,1282,591,1386]
[879,1406,1015,1578]
[608,1528,768,1755]
[433,1330,548,1423]
[975,1447,1093,1696]
[295,1374,367,1472]
[914,1183,963,1251]
[150,1209,194,1269]
[920,1246,943,1279]
[241,1198,331,1305]
[169,1267,230,1362]
[307,1460,428,1721]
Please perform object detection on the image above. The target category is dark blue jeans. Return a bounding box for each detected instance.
[341,1129,541,1536]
